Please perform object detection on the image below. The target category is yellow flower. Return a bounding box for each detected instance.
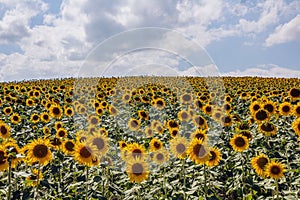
[25,138,53,166]
[265,160,285,179]
[251,154,269,177]
[188,138,210,164]
[170,136,189,159]
[230,134,249,152]
[126,158,149,183]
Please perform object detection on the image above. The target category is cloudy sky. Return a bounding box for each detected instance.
[0,0,300,81]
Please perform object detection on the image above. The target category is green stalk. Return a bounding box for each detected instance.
[275,179,279,200]
[240,153,245,200]
[85,166,89,200]
[181,159,187,200]
[7,159,12,200]
[35,163,41,200]
[203,164,208,199]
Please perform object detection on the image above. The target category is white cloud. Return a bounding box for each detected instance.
[223,64,300,78]
[265,15,300,46]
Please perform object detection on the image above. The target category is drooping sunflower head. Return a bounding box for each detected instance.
[188,138,210,164]
[230,134,249,152]
[170,136,189,159]
[251,154,269,178]
[206,147,221,167]
[265,160,285,179]
[126,158,149,183]
[259,122,277,136]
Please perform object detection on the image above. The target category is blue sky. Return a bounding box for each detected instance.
[0,0,300,81]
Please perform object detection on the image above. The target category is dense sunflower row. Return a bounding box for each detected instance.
[0,76,299,199]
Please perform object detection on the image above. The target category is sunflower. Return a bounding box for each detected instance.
[43,126,51,135]
[206,147,221,167]
[180,93,193,104]
[170,136,189,159]
[74,142,97,166]
[288,87,300,100]
[87,133,109,157]
[50,137,63,150]
[26,98,35,107]
[253,109,269,122]
[126,143,146,160]
[76,130,89,143]
[0,147,8,171]
[177,109,190,122]
[128,118,140,131]
[3,107,13,115]
[194,99,203,110]
[212,110,222,122]
[49,105,63,119]
[26,138,53,166]
[230,134,249,152]
[203,104,212,115]
[40,112,51,123]
[149,138,163,152]
[220,115,233,127]
[240,130,253,140]
[192,115,208,130]
[188,138,210,164]
[251,154,269,177]
[54,121,63,130]
[263,101,276,115]
[279,102,292,116]
[293,103,300,117]
[265,160,285,179]
[10,113,21,124]
[62,140,75,155]
[25,169,43,187]
[138,110,149,120]
[109,106,118,116]
[169,128,180,138]
[122,93,131,103]
[144,126,154,137]
[30,113,40,124]
[126,158,149,183]
[64,107,74,117]
[118,141,127,150]
[3,140,22,168]
[166,119,179,130]
[259,122,277,136]
[292,118,300,136]
[153,98,165,110]
[153,148,169,165]
[56,128,68,138]
[0,122,10,138]
[250,101,261,114]
[191,129,208,142]
[88,115,100,126]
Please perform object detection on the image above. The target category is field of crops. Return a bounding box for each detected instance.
[0,76,299,200]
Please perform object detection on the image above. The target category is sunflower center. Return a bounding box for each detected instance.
[195,116,205,125]
[156,153,164,161]
[93,138,105,150]
[52,107,61,115]
[176,143,186,154]
[234,137,246,147]
[156,100,164,107]
[264,104,274,113]
[255,110,268,121]
[209,151,216,161]
[140,111,147,118]
[43,115,49,120]
[193,144,207,158]
[195,133,205,140]
[132,149,142,158]
[33,144,48,158]
[58,130,65,137]
[51,138,62,146]
[0,126,8,135]
[80,146,92,158]
[171,130,179,137]
[257,157,268,169]
[261,123,275,132]
[91,117,98,125]
[182,94,191,102]
[154,142,161,149]
[290,88,300,97]
[65,141,75,151]
[132,163,143,176]
[13,116,19,121]
[181,112,188,119]
[130,120,139,128]
[282,106,290,113]
[253,104,260,111]
[169,121,178,128]
[33,115,39,121]
[223,116,232,123]
[205,106,212,112]
[271,166,280,175]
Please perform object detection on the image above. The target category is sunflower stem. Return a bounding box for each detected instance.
[7,159,12,200]
[162,165,167,197]
[35,163,41,200]
[181,159,187,200]
[203,164,208,199]
[240,153,245,200]
[85,166,89,200]
[275,179,279,200]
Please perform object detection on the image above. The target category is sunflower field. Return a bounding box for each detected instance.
[0,76,299,200]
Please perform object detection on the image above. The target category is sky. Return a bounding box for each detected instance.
[0,0,300,82]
